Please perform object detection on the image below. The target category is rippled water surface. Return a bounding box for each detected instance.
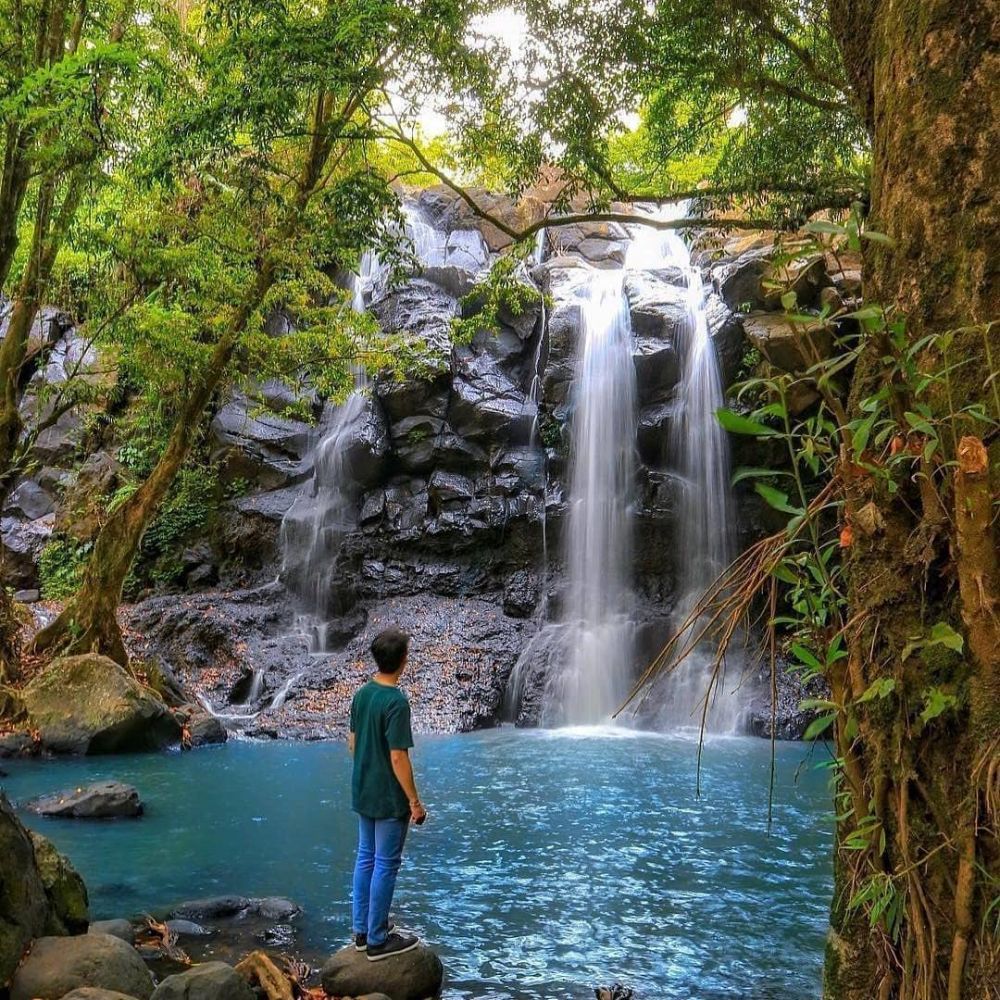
[2,728,833,999]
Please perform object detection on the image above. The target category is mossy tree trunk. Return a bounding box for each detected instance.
[826,2,999,998]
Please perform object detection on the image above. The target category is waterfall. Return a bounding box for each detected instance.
[506,268,638,726]
[508,206,743,732]
[528,229,549,600]
[278,390,369,651]
[627,210,743,732]
[557,271,638,722]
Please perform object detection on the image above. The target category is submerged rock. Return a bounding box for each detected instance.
[320,943,444,1000]
[24,781,143,819]
[10,934,154,1000]
[150,962,255,1000]
[20,655,181,754]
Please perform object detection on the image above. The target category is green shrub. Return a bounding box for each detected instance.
[38,538,92,600]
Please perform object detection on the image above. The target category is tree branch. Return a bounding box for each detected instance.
[379,124,860,240]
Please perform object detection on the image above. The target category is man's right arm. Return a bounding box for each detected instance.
[390,749,427,824]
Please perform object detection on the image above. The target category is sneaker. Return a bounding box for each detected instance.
[354,922,394,951]
[366,930,419,962]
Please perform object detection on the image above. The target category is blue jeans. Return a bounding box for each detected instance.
[351,815,409,946]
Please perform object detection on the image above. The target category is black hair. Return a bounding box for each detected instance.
[370,626,410,673]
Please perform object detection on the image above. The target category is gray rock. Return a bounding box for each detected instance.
[416,227,491,298]
[742,312,834,373]
[247,898,301,921]
[623,269,689,340]
[10,934,154,1000]
[548,221,628,267]
[6,478,56,520]
[184,712,228,748]
[390,416,486,476]
[167,897,251,921]
[371,279,457,368]
[449,353,535,443]
[712,243,773,310]
[164,920,212,938]
[231,486,300,522]
[632,332,681,407]
[428,470,475,507]
[503,570,539,618]
[24,781,143,819]
[1,512,54,589]
[210,393,312,489]
[0,731,35,757]
[762,254,829,310]
[59,988,142,1000]
[149,963,254,1000]
[89,920,135,943]
[320,943,443,1000]
[14,588,40,603]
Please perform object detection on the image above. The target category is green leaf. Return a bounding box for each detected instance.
[928,622,964,653]
[715,408,778,437]
[844,305,883,321]
[790,643,822,671]
[780,290,797,311]
[755,482,804,516]
[919,687,958,724]
[804,220,846,235]
[731,466,792,486]
[803,712,836,741]
[860,230,895,246]
[857,677,896,703]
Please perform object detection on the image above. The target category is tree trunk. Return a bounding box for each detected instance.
[826,2,999,998]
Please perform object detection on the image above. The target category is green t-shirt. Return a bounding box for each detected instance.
[350,680,414,819]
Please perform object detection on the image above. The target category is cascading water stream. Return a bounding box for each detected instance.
[506,267,637,726]
[527,228,549,602]
[277,204,442,654]
[627,210,743,732]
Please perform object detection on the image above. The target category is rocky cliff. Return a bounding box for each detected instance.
[1,187,859,742]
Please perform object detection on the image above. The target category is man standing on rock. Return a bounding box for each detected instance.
[347,625,427,961]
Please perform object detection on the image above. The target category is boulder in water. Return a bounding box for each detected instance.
[59,989,143,1000]
[24,781,143,819]
[149,962,255,1000]
[21,655,181,754]
[88,920,135,943]
[10,934,154,1000]
[320,943,444,1000]
[29,832,89,934]
[0,792,52,984]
